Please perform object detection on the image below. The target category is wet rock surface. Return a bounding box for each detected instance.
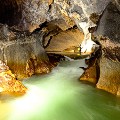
[94,2,120,95]
[0,24,51,79]
[96,57,120,95]
[0,60,27,94]
[79,2,120,95]
[96,38,120,95]
[80,59,99,84]
[80,48,101,84]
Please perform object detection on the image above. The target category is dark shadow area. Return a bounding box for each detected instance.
[0,0,22,26]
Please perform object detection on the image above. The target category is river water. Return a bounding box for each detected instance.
[1,59,120,120]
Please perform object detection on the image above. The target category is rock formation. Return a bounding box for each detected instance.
[45,27,84,52]
[0,0,120,95]
[0,60,27,94]
[95,2,120,95]
[80,48,101,84]
[0,24,51,79]
[80,2,120,95]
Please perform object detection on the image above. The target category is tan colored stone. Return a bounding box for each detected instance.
[45,28,84,52]
[0,60,27,94]
[26,59,51,77]
[55,13,75,31]
[0,24,51,79]
[117,86,120,96]
[96,57,120,95]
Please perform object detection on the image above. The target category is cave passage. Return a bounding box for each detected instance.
[1,59,120,120]
[0,0,22,26]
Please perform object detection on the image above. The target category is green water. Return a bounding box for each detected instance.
[1,59,120,120]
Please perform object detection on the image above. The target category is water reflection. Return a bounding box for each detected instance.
[0,59,120,120]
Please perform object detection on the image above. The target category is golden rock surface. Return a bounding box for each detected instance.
[0,60,27,94]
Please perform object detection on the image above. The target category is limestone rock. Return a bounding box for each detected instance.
[80,49,101,84]
[80,2,120,95]
[80,60,99,84]
[0,24,51,79]
[0,0,111,32]
[26,57,51,76]
[45,27,84,52]
[95,2,120,43]
[96,57,120,95]
[79,2,120,95]
[95,3,120,95]
[0,60,27,94]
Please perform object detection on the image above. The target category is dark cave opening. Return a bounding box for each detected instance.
[0,0,22,26]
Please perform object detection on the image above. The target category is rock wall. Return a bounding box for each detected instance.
[45,27,84,52]
[95,2,120,95]
[0,24,51,79]
[0,0,111,32]
[0,60,27,94]
[80,2,120,95]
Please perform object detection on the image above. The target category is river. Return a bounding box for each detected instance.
[1,59,120,120]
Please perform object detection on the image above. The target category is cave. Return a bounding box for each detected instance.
[0,0,120,120]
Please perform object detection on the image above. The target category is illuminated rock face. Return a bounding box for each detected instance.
[0,60,27,94]
[80,2,120,95]
[0,24,51,79]
[45,27,84,52]
[96,56,120,95]
[95,3,120,95]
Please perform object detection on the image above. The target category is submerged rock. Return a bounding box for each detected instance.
[0,60,27,94]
